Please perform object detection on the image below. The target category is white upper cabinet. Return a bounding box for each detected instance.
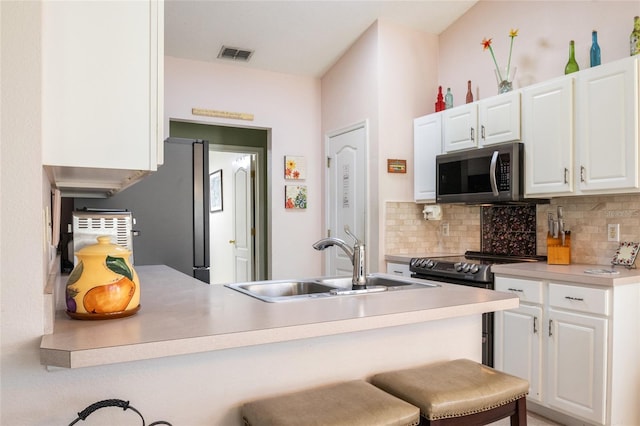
[42,0,164,197]
[443,103,477,151]
[576,57,639,193]
[523,77,574,196]
[478,91,521,147]
[443,92,520,152]
[414,113,442,202]
[522,56,639,198]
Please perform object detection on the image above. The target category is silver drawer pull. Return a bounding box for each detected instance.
[565,296,584,301]
[507,288,524,292]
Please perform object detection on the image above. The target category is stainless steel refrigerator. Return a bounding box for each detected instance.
[73,139,211,283]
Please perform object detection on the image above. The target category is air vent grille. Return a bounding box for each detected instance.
[217,45,254,62]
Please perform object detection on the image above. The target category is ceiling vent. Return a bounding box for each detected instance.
[217,46,254,62]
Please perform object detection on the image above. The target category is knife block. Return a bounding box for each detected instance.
[547,233,571,265]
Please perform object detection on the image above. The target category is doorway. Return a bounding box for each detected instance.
[325,121,368,276]
[209,146,265,284]
[170,121,269,283]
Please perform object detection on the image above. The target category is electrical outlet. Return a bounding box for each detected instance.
[607,224,620,242]
[441,222,450,237]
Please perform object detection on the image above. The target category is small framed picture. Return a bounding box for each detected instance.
[285,185,307,209]
[210,169,223,212]
[285,156,306,180]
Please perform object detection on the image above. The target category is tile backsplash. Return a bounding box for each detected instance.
[481,205,537,256]
[385,194,640,266]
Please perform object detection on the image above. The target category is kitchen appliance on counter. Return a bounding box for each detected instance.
[72,209,135,265]
[436,142,547,204]
[410,251,545,366]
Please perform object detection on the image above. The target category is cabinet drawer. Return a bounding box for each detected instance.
[495,276,543,304]
[548,283,610,315]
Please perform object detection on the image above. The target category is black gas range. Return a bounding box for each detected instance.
[409,251,545,367]
[410,251,546,288]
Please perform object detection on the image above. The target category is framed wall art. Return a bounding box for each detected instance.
[285,156,306,180]
[285,185,307,209]
[210,169,223,212]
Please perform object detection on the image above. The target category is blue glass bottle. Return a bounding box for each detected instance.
[590,30,601,67]
[445,88,453,109]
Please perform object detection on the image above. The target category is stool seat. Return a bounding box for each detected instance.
[371,359,529,425]
[241,380,420,426]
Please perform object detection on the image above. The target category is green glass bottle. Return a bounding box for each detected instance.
[631,16,640,56]
[564,40,579,75]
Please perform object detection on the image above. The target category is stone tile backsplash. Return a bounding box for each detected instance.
[385,194,640,266]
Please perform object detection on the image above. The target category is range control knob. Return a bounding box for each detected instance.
[469,264,480,274]
[454,262,463,272]
[461,263,471,273]
[425,259,435,269]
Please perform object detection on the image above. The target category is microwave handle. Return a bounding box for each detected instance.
[489,150,499,196]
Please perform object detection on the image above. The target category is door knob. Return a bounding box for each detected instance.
[229,240,236,244]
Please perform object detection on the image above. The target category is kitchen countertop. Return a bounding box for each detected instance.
[492,262,640,287]
[40,265,518,369]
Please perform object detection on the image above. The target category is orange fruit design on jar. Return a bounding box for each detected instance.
[65,236,140,319]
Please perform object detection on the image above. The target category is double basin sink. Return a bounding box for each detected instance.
[225,273,439,303]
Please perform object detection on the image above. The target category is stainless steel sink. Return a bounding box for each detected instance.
[225,273,439,303]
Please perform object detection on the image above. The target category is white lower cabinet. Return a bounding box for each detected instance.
[494,275,639,425]
[547,308,607,423]
[386,262,411,277]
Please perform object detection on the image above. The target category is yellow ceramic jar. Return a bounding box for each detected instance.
[65,236,140,320]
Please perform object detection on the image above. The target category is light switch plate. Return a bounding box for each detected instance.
[607,224,620,242]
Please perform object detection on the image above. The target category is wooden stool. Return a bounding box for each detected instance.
[371,359,529,426]
[241,380,420,426]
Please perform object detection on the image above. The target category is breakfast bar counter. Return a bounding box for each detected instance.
[40,265,519,424]
[41,265,518,369]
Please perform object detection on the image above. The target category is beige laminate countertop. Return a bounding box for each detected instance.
[40,265,518,369]
[492,262,640,287]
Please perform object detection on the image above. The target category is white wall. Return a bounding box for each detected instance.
[437,1,636,108]
[321,20,439,271]
[165,57,323,280]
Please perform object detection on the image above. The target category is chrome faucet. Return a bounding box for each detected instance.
[313,226,367,289]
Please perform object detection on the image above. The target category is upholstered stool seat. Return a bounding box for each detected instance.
[371,359,529,426]
[241,379,420,426]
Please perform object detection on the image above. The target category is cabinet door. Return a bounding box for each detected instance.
[478,91,521,147]
[443,104,477,152]
[523,77,574,196]
[414,114,442,202]
[547,309,607,424]
[576,57,639,193]
[42,1,163,189]
[495,304,543,402]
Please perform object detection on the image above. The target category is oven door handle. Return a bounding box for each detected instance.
[489,150,499,196]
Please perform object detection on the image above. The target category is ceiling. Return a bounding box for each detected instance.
[164,1,478,78]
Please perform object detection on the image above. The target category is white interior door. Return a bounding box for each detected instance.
[326,122,367,276]
[232,156,253,282]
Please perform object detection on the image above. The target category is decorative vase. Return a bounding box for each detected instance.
[564,40,579,74]
[590,30,601,67]
[65,236,140,320]
[445,87,453,109]
[631,16,640,56]
[466,80,474,103]
[495,66,517,94]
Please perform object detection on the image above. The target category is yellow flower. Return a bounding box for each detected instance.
[286,159,296,170]
[509,29,519,38]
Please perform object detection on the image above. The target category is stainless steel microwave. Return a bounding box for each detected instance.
[436,143,526,204]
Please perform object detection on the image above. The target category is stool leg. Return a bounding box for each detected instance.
[510,397,527,426]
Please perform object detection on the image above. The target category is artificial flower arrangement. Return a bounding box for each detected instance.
[482,29,519,84]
